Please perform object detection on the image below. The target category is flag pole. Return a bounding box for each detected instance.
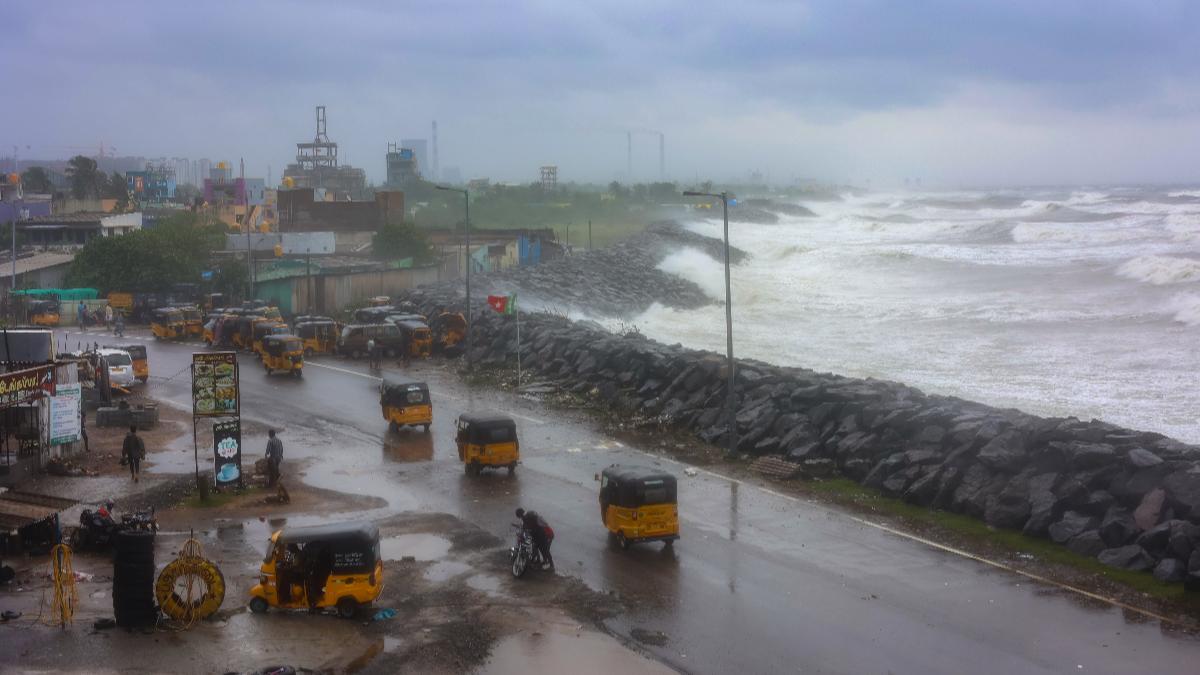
[514,293,521,392]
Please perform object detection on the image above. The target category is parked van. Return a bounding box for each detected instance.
[336,323,402,359]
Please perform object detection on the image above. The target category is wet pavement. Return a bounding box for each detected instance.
[6,329,1200,674]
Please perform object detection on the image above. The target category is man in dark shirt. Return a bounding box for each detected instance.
[515,507,554,570]
[122,425,145,482]
[265,429,283,487]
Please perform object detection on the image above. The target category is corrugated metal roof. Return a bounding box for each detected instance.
[7,252,75,274]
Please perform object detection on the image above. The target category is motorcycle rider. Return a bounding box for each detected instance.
[515,508,554,570]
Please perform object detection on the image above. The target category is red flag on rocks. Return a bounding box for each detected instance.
[487,294,514,314]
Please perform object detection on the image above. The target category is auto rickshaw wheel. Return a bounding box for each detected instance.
[422,424,430,433]
[618,533,630,550]
[304,348,313,358]
[249,597,268,614]
[336,597,358,619]
[507,463,516,476]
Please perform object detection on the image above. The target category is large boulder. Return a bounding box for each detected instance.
[1066,530,1106,557]
[1152,558,1188,583]
[1126,447,1164,469]
[1099,507,1139,547]
[1048,511,1097,544]
[1162,467,1200,518]
[1021,473,1062,537]
[985,474,1033,530]
[1097,545,1155,572]
[1133,488,1167,531]
[977,431,1027,472]
[1067,442,1117,470]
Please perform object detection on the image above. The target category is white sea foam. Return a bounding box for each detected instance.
[1117,255,1200,286]
[1167,293,1200,326]
[656,248,725,300]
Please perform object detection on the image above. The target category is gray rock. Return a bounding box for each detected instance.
[1152,558,1187,583]
[903,468,942,506]
[1126,447,1164,469]
[1099,507,1138,547]
[787,442,821,461]
[752,436,781,455]
[1163,468,1200,517]
[1048,511,1098,544]
[1097,545,1155,572]
[913,425,947,446]
[1135,520,1176,557]
[1068,442,1117,469]
[1190,549,1200,574]
[1167,520,1200,560]
[1066,530,1106,557]
[801,458,836,477]
[1133,488,1167,531]
[1080,490,1116,515]
[977,431,1027,472]
[951,464,992,512]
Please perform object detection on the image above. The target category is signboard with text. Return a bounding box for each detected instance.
[192,352,238,417]
[0,365,55,409]
[213,419,242,486]
[49,382,82,445]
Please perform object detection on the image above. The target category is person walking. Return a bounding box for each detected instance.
[367,338,381,371]
[265,429,283,487]
[122,425,145,483]
[104,304,113,330]
[78,301,88,332]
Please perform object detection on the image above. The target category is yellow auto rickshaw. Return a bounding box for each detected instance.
[28,299,60,327]
[262,334,303,376]
[455,412,519,476]
[597,465,680,550]
[296,319,338,356]
[231,315,259,350]
[368,296,391,307]
[252,319,288,357]
[151,308,186,340]
[395,319,433,359]
[249,522,383,618]
[177,305,204,339]
[112,344,149,382]
[381,376,431,433]
[432,311,467,354]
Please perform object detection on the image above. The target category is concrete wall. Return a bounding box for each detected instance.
[257,265,442,316]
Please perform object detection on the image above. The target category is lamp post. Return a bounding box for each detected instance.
[436,185,471,369]
[683,189,736,458]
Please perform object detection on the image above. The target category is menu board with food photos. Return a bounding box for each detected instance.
[192,352,239,417]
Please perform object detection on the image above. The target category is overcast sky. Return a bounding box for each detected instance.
[3,1,1199,187]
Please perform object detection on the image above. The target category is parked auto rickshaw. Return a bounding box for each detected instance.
[455,412,519,475]
[597,465,680,550]
[232,315,262,350]
[296,320,338,356]
[28,299,60,327]
[262,334,304,376]
[249,522,383,618]
[110,344,149,382]
[252,319,289,357]
[368,296,391,307]
[380,376,431,432]
[395,319,433,359]
[354,306,395,324]
[432,312,467,354]
[150,308,186,340]
[177,305,204,338]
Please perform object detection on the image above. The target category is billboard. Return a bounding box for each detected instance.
[49,382,81,445]
[192,352,238,417]
[213,419,242,486]
[0,365,55,409]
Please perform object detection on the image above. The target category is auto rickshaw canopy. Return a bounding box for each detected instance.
[394,318,431,335]
[275,521,380,574]
[456,412,517,443]
[296,320,338,338]
[152,307,185,322]
[381,376,430,406]
[600,465,678,508]
[262,334,303,355]
[354,306,395,324]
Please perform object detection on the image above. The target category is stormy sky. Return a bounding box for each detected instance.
[3,1,1198,187]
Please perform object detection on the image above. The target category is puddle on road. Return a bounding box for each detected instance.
[381,533,452,561]
[423,559,472,583]
[475,630,676,675]
[465,573,505,597]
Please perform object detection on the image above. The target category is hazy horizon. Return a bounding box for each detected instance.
[3,1,1198,187]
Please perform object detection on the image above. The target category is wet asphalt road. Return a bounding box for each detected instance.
[80,330,1200,674]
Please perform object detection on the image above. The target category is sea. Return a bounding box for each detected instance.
[603,187,1200,444]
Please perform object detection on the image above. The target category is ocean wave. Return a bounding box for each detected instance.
[1165,213,1200,242]
[656,248,725,300]
[1010,221,1151,245]
[1117,255,1200,286]
[1167,293,1200,326]
[1017,203,1125,223]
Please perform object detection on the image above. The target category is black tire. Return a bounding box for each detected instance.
[422,424,430,433]
[336,597,358,619]
[618,533,630,550]
[464,463,474,476]
[663,540,675,550]
[249,597,268,614]
[512,547,529,578]
[388,421,399,432]
[507,463,516,476]
[304,348,313,358]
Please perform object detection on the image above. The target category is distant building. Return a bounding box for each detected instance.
[277,188,405,233]
[17,212,142,246]
[282,106,367,199]
[385,144,420,187]
[126,163,177,203]
[400,139,428,179]
[539,165,558,190]
[0,252,76,292]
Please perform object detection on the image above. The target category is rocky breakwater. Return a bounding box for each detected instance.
[403,287,1200,587]
[475,221,745,317]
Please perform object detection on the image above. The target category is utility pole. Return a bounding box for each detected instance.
[436,185,471,369]
[588,219,592,250]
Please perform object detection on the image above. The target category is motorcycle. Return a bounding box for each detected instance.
[71,502,157,551]
[509,524,544,578]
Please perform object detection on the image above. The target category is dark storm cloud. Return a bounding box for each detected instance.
[2,1,1198,183]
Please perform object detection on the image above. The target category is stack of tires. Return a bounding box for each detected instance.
[112,530,157,627]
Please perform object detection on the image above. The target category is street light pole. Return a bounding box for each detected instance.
[684,189,736,458]
[437,185,471,370]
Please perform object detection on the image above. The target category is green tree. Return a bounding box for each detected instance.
[373,221,432,262]
[66,155,101,199]
[20,166,53,193]
[105,171,130,211]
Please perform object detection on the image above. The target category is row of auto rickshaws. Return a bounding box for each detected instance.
[340,304,466,360]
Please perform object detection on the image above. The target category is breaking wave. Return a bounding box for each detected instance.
[1167,293,1200,326]
[657,248,725,300]
[1117,255,1200,286]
